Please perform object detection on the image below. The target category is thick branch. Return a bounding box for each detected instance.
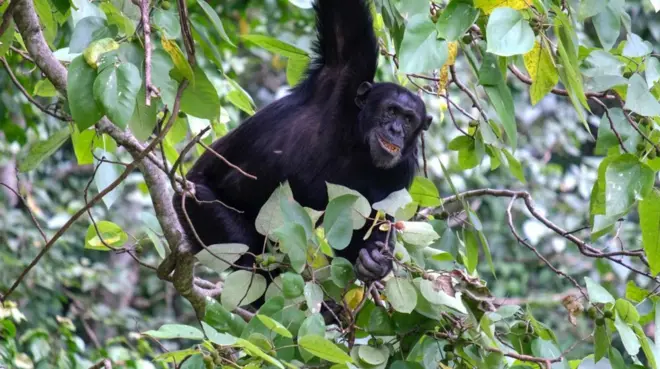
[10,0,212,316]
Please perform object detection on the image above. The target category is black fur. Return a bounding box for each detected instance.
[173,0,431,283]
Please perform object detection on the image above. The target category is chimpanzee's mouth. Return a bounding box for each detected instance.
[378,135,401,154]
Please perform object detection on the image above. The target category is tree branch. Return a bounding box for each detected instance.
[9,0,214,316]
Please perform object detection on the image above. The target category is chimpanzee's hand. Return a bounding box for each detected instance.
[354,241,393,281]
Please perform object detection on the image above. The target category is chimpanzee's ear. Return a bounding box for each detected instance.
[423,115,433,130]
[355,81,373,109]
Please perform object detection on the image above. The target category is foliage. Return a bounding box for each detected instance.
[1,0,660,368]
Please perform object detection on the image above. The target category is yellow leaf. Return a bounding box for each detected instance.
[447,41,458,65]
[474,0,530,14]
[239,17,249,36]
[343,287,365,310]
[438,42,458,94]
[161,36,194,84]
[307,247,330,270]
[523,41,558,105]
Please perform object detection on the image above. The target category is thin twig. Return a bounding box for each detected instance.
[591,97,628,152]
[88,359,112,369]
[444,90,471,137]
[508,64,614,100]
[449,65,488,122]
[0,182,47,243]
[483,346,559,367]
[506,196,588,301]
[1,57,71,121]
[198,141,257,180]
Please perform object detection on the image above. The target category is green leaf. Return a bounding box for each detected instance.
[304,283,324,314]
[646,57,660,87]
[224,75,255,113]
[200,321,237,345]
[324,195,357,250]
[129,87,158,141]
[298,314,326,362]
[84,221,128,251]
[523,41,559,105]
[615,299,640,324]
[196,243,249,274]
[280,196,314,240]
[68,56,104,130]
[502,149,526,183]
[256,183,294,240]
[330,257,355,288]
[236,339,285,369]
[287,57,310,86]
[486,7,534,56]
[221,270,267,311]
[69,16,113,53]
[625,281,649,304]
[142,324,204,340]
[34,0,57,44]
[327,183,371,230]
[204,297,246,337]
[93,63,142,128]
[145,228,166,259]
[0,19,14,58]
[100,2,136,36]
[479,53,517,149]
[624,74,660,117]
[298,336,353,364]
[18,127,71,172]
[623,33,652,57]
[273,223,308,273]
[161,37,194,83]
[180,66,221,120]
[71,127,96,165]
[585,277,615,304]
[435,1,480,42]
[195,0,234,46]
[409,176,441,207]
[592,4,621,51]
[594,324,609,362]
[605,154,655,216]
[358,345,390,366]
[530,340,564,368]
[152,8,181,39]
[419,279,467,314]
[635,325,658,369]
[256,315,293,338]
[242,34,308,59]
[614,314,641,356]
[464,229,479,274]
[554,10,590,124]
[595,108,638,154]
[281,272,305,299]
[639,190,660,275]
[448,135,473,151]
[400,222,440,248]
[373,189,413,217]
[33,79,58,97]
[384,277,417,314]
[399,14,448,73]
[154,349,200,363]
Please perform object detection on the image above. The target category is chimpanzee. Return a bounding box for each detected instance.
[173,0,432,282]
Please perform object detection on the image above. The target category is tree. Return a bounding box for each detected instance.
[0,0,659,368]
